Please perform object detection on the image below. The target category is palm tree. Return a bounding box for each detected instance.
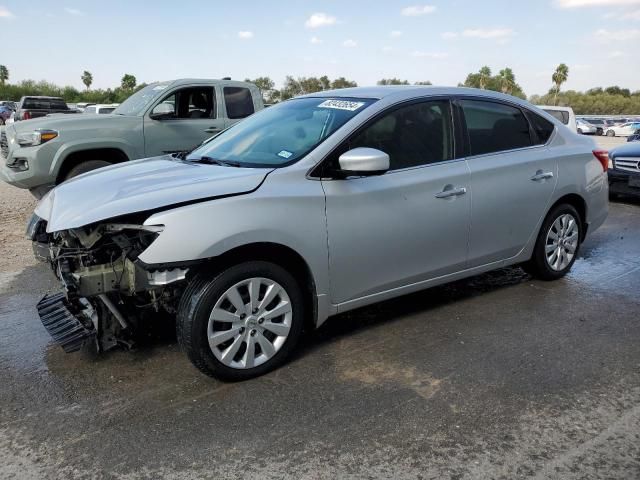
[498,68,515,95]
[81,71,93,91]
[552,64,569,105]
[0,65,9,86]
[479,66,491,90]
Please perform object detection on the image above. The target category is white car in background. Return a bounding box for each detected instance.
[84,104,119,115]
[539,106,577,133]
[576,119,597,135]
[605,122,640,137]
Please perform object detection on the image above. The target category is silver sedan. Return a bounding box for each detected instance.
[32,86,609,380]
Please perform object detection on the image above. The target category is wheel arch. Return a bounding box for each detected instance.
[192,242,319,331]
[54,147,130,184]
[548,193,588,240]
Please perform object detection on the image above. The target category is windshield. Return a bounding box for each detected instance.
[113,82,171,116]
[187,97,375,167]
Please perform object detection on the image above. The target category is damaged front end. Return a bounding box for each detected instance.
[28,214,189,353]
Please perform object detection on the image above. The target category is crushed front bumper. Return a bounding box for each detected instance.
[36,293,95,352]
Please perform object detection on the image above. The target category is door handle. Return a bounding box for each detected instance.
[205,127,221,133]
[531,170,554,182]
[435,186,467,199]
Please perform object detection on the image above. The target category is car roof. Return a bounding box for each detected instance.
[22,96,64,100]
[296,85,534,106]
[162,78,258,89]
[537,105,574,112]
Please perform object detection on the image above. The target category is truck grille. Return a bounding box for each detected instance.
[0,131,8,160]
[615,157,640,173]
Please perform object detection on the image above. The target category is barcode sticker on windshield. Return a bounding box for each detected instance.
[277,150,293,159]
[318,100,365,111]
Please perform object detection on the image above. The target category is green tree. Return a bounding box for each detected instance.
[245,76,278,103]
[377,78,410,85]
[479,66,492,90]
[121,74,137,90]
[81,70,93,90]
[331,77,357,89]
[604,86,630,97]
[552,63,569,105]
[0,65,8,86]
[498,68,515,94]
[319,75,331,90]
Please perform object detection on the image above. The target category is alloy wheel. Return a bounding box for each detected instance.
[207,277,292,369]
[545,213,579,271]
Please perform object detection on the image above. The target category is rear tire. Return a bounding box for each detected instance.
[177,261,305,381]
[64,160,111,181]
[523,204,582,281]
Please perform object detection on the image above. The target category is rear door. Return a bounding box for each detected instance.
[143,86,225,156]
[459,98,558,267]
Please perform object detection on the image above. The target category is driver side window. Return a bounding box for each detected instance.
[151,87,216,120]
[348,100,454,170]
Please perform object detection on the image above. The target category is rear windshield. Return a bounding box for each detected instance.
[22,98,68,110]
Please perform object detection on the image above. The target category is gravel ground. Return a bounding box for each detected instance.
[0,181,36,272]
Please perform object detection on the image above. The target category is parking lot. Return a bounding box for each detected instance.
[1,136,640,479]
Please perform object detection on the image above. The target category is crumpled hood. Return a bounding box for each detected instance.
[36,156,272,232]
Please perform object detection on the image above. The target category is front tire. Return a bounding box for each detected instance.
[177,261,305,381]
[64,160,112,181]
[523,204,582,281]
[606,130,615,137]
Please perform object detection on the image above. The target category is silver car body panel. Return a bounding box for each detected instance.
[35,86,609,327]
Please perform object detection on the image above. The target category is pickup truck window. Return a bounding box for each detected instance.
[113,82,171,116]
[151,87,216,119]
[224,87,255,120]
[188,96,375,167]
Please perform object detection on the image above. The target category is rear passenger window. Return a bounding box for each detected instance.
[224,87,255,119]
[460,100,532,156]
[527,111,555,144]
[348,100,454,170]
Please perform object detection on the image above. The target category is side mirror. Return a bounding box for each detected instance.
[338,148,389,176]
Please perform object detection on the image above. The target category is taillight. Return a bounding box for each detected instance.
[592,150,609,172]
[22,111,31,120]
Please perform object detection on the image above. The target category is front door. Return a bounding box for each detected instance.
[322,99,471,305]
[143,86,225,157]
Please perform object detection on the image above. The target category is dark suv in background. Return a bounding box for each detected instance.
[13,96,79,121]
[609,142,640,200]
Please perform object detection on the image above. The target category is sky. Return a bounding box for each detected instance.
[1,0,639,97]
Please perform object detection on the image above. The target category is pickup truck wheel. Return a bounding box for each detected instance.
[64,160,112,181]
[523,204,582,281]
[177,261,304,381]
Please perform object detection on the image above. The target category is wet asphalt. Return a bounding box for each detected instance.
[1,199,640,479]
